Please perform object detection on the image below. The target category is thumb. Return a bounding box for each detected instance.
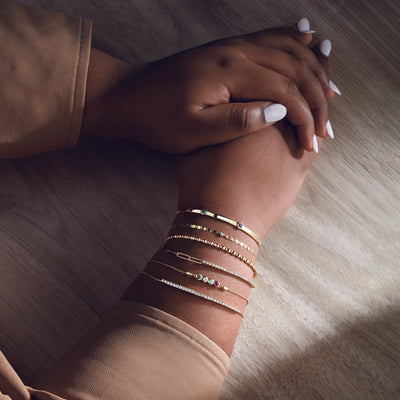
[198,102,287,144]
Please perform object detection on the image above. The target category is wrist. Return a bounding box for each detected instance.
[81,47,143,139]
[122,209,259,355]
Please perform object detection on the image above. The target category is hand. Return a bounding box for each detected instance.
[176,121,320,238]
[82,23,335,154]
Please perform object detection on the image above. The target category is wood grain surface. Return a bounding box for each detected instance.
[2,0,400,399]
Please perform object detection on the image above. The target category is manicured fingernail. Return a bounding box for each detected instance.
[264,104,287,123]
[326,120,334,139]
[297,18,316,34]
[329,80,341,95]
[312,134,319,153]
[319,39,332,57]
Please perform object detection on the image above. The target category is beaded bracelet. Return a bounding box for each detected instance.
[172,223,257,257]
[165,234,259,277]
[150,259,249,303]
[141,271,244,317]
[163,248,255,288]
[176,208,261,246]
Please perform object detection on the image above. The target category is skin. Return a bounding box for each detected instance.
[85,24,332,356]
[82,25,335,154]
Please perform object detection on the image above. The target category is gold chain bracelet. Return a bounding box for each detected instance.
[164,234,258,277]
[163,248,255,288]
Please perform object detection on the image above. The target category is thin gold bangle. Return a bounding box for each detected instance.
[172,223,258,257]
[150,259,249,303]
[141,271,244,317]
[165,234,259,277]
[163,248,255,288]
[176,208,261,246]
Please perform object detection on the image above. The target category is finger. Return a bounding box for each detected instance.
[313,39,340,139]
[239,17,315,47]
[242,32,334,99]
[228,60,316,151]
[242,45,329,138]
[295,17,316,35]
[314,39,341,98]
[271,17,316,45]
[196,101,287,145]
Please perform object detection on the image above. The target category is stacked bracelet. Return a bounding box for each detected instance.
[150,259,249,303]
[165,234,258,277]
[141,271,244,317]
[163,248,255,288]
[176,208,261,246]
[172,223,257,257]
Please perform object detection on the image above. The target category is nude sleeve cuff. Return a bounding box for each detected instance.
[32,301,230,400]
[0,0,92,158]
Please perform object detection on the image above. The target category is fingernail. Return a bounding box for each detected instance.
[326,120,334,139]
[264,104,287,123]
[297,18,316,34]
[312,134,319,153]
[319,39,332,57]
[329,80,341,95]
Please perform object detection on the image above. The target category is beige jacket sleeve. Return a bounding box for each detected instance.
[0,0,92,158]
[1,302,229,400]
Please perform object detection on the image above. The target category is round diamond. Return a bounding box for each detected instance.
[203,276,209,283]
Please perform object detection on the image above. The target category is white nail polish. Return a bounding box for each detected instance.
[264,104,287,123]
[297,18,316,34]
[329,80,341,95]
[319,39,332,57]
[326,120,334,139]
[312,134,319,153]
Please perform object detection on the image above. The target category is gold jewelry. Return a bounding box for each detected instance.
[163,248,255,288]
[141,271,243,317]
[176,208,261,246]
[150,259,249,303]
[172,223,257,257]
[164,234,258,277]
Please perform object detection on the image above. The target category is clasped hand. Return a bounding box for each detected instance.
[83,19,338,236]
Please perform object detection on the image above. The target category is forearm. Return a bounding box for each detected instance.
[33,208,258,399]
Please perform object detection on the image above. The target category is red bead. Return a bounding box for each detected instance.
[214,281,220,287]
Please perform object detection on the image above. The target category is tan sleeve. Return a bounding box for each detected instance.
[30,301,230,400]
[0,351,30,400]
[0,0,92,158]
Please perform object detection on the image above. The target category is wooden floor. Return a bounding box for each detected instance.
[1,0,400,399]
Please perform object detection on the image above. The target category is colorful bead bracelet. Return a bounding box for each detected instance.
[150,259,249,303]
